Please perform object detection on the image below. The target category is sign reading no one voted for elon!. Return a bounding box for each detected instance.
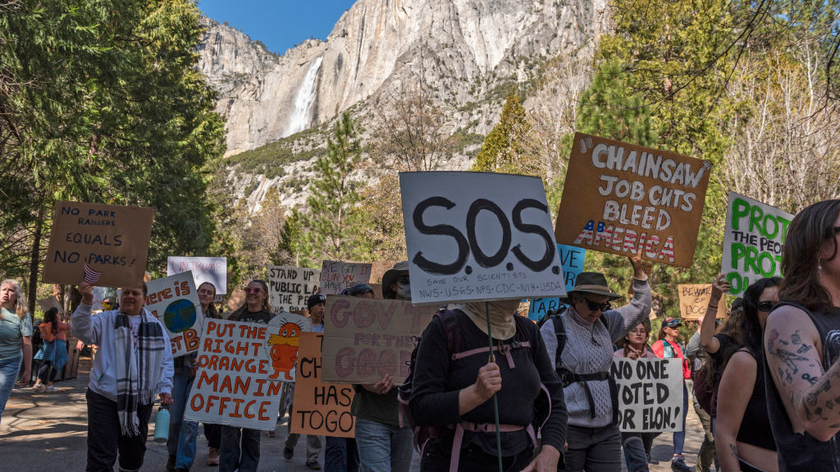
[43,201,154,287]
[400,171,567,305]
[268,265,321,313]
[612,357,684,433]
[291,332,355,438]
[721,192,793,296]
[555,133,711,267]
[321,296,436,384]
[677,284,728,321]
[184,319,282,431]
[145,272,203,358]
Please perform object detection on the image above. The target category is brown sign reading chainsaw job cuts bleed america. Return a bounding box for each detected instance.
[555,133,712,267]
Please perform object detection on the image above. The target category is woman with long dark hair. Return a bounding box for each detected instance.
[764,199,840,469]
[715,277,780,472]
[32,307,70,393]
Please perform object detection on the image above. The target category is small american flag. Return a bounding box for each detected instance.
[83,262,101,284]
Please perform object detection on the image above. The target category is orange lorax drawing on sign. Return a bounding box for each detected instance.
[268,317,305,380]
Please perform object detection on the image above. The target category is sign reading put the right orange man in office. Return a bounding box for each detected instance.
[555,133,712,267]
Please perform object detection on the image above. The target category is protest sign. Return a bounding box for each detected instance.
[612,357,684,432]
[184,319,282,430]
[145,272,203,358]
[319,261,372,295]
[678,284,728,321]
[321,296,435,384]
[264,312,311,382]
[43,201,154,287]
[721,192,793,296]
[555,133,711,267]
[527,244,587,321]
[167,257,228,295]
[400,171,566,305]
[291,332,356,437]
[37,296,62,315]
[268,266,321,312]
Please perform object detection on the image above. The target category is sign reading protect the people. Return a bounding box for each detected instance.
[555,133,711,267]
[145,272,203,358]
[43,201,154,287]
[721,192,792,296]
[612,357,684,432]
[400,171,566,305]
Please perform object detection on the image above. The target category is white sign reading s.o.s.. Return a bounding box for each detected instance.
[400,172,566,305]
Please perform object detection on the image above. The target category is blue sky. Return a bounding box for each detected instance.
[198,0,358,54]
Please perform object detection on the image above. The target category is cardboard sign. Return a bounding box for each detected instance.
[268,266,321,312]
[145,272,203,358]
[555,133,711,267]
[264,312,311,382]
[43,201,154,287]
[527,244,587,321]
[184,319,283,430]
[321,296,436,384]
[400,171,567,305]
[319,261,372,295]
[37,296,63,315]
[167,257,228,295]
[678,284,728,321]
[225,289,246,314]
[291,332,356,437]
[721,192,793,296]
[612,357,684,432]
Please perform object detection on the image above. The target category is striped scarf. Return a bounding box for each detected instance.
[114,309,166,436]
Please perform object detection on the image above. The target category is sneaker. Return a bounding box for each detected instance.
[283,446,294,460]
[45,385,57,393]
[207,447,220,466]
[306,461,322,470]
[167,455,177,472]
[671,455,690,472]
[33,384,45,393]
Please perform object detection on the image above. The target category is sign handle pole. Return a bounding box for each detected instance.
[485,302,504,472]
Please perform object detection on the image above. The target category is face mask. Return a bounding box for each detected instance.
[396,283,412,300]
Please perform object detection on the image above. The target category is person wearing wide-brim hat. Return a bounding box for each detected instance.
[540,252,651,472]
[382,261,411,300]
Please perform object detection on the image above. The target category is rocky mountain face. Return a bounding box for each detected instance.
[198,0,608,157]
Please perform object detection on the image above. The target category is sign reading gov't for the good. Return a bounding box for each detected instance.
[612,358,684,432]
[721,192,793,296]
[145,272,203,358]
[321,296,435,384]
[400,172,566,305]
[43,201,154,287]
[167,257,228,295]
[268,266,321,312]
[184,319,282,431]
[291,332,356,438]
[555,133,712,267]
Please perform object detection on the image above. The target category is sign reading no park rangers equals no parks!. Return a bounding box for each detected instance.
[555,133,711,267]
[400,171,567,305]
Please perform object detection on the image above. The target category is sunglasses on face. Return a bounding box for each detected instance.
[244,287,264,294]
[582,298,611,312]
[757,300,776,312]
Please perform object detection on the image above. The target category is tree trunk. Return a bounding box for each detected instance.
[27,215,43,315]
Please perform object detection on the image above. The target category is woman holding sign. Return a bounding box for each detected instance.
[763,200,840,470]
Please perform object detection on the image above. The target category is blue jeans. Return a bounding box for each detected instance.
[325,436,359,472]
[354,418,413,472]
[220,426,261,472]
[673,383,689,456]
[167,368,198,469]
[0,355,21,424]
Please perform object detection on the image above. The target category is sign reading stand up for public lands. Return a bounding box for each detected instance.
[400,171,567,305]
[43,201,154,287]
[555,133,711,267]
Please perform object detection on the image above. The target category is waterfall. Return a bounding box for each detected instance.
[284,56,323,137]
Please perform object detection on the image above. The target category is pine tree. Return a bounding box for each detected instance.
[472,91,533,174]
[305,112,365,262]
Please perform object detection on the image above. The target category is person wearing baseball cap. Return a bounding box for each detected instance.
[307,294,326,334]
[652,317,693,471]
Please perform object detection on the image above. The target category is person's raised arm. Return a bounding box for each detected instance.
[765,306,840,441]
[71,282,101,345]
[700,274,729,354]
[714,351,757,471]
[608,248,652,342]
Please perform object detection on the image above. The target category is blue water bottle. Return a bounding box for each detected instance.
[153,404,170,443]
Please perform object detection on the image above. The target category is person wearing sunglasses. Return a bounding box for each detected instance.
[539,251,650,472]
[764,200,840,470]
[219,280,275,472]
[651,317,693,471]
[713,276,780,472]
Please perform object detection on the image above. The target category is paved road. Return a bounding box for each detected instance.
[1,357,711,471]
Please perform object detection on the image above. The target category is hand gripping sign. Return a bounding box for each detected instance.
[400,171,567,305]
[145,272,204,358]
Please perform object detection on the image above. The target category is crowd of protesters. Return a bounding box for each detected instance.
[2,199,840,472]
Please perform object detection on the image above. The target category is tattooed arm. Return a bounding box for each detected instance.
[765,306,840,441]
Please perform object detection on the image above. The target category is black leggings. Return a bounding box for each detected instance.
[38,362,58,383]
